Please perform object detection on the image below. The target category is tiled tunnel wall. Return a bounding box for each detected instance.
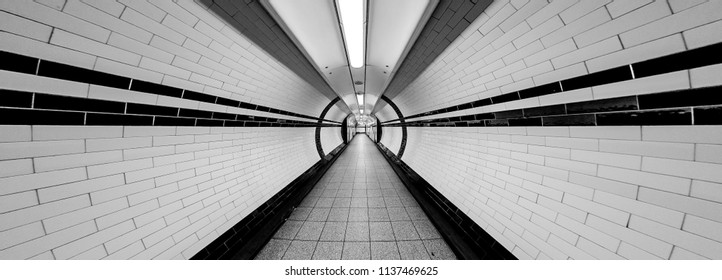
[0,0,344,259]
[386,0,722,259]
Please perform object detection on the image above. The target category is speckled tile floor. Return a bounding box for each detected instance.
[255,135,456,260]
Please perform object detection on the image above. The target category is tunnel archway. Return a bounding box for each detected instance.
[379,95,407,159]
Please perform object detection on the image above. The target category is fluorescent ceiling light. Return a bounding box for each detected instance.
[267,0,346,69]
[356,94,364,107]
[338,0,364,68]
[360,109,364,114]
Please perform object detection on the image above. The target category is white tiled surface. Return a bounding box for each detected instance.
[0,126,320,259]
[0,0,336,118]
[389,0,722,121]
[399,126,722,259]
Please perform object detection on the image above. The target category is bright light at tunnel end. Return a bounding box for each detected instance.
[338,0,364,68]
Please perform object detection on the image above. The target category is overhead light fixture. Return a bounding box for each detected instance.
[360,109,364,114]
[338,0,364,68]
[356,93,364,107]
[262,0,436,117]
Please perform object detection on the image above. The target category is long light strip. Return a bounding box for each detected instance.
[338,0,364,68]
[356,93,364,109]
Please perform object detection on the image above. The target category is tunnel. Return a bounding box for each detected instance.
[1,0,722,261]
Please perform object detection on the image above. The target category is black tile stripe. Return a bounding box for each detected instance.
[0,89,33,108]
[34,93,126,114]
[86,113,154,126]
[183,90,217,103]
[0,107,86,125]
[694,106,722,125]
[381,42,722,124]
[381,85,722,127]
[0,51,38,74]
[37,60,131,89]
[130,80,183,98]
[0,90,340,128]
[127,103,179,117]
[0,50,340,124]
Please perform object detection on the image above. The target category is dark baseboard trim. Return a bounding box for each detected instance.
[191,142,348,260]
[374,140,516,260]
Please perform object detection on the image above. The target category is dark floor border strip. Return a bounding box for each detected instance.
[381,85,722,127]
[0,90,340,127]
[0,50,340,124]
[374,139,516,260]
[191,142,348,260]
[381,42,722,124]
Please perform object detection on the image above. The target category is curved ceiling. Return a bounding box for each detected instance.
[262,0,438,116]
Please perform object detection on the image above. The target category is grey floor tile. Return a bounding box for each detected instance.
[337,189,353,197]
[352,190,367,198]
[307,188,323,197]
[367,189,382,197]
[350,197,368,207]
[371,241,401,260]
[348,208,369,221]
[321,189,338,197]
[320,222,347,241]
[307,207,331,221]
[313,242,343,260]
[382,191,398,197]
[397,240,430,260]
[369,222,395,241]
[255,239,291,260]
[392,221,420,240]
[368,207,390,221]
[400,197,420,207]
[405,207,428,220]
[345,222,370,241]
[387,207,411,221]
[413,220,441,239]
[384,196,404,207]
[315,197,335,208]
[299,196,319,207]
[368,197,385,207]
[342,242,370,260]
[257,137,454,260]
[332,197,351,207]
[424,239,456,260]
[295,221,324,240]
[273,220,303,239]
[283,240,317,260]
[327,207,350,222]
[288,207,312,221]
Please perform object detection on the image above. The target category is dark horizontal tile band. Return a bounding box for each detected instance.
[381,42,722,124]
[0,51,341,124]
[381,85,722,127]
[0,90,340,128]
